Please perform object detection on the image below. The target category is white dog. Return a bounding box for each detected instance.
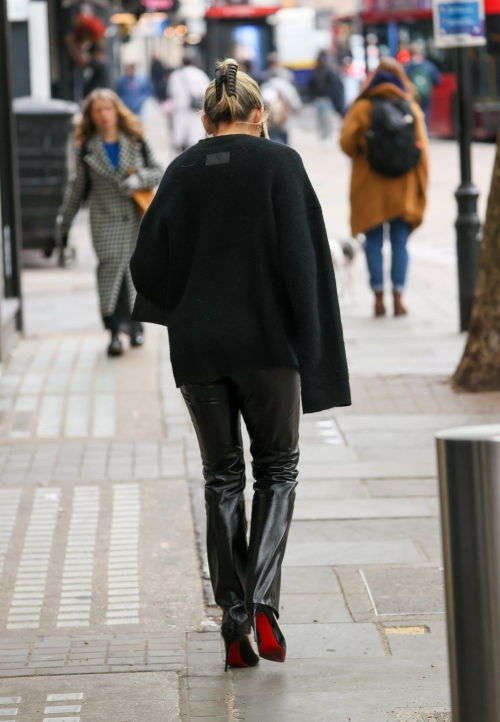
[328,236,363,298]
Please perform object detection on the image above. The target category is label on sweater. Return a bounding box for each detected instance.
[206,152,231,166]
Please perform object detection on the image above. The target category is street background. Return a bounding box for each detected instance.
[0,103,498,721]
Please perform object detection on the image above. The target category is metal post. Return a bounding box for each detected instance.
[454,47,481,332]
[436,426,500,721]
[0,0,23,319]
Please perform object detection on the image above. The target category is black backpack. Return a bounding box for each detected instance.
[366,98,421,178]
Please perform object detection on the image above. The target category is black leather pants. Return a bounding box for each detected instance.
[181,367,300,624]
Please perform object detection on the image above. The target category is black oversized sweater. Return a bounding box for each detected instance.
[130,134,351,414]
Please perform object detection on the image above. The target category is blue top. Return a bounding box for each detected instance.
[116,74,153,116]
[103,141,120,171]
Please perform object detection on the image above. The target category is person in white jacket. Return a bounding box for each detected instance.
[261,74,302,146]
[167,57,210,153]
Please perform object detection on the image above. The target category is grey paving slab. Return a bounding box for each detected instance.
[291,498,437,521]
[336,413,500,433]
[0,671,181,721]
[342,430,438,447]
[367,479,438,497]
[279,593,351,623]
[280,566,342,594]
[394,708,450,721]
[284,540,422,566]
[298,459,437,479]
[288,517,441,545]
[359,566,446,616]
[335,566,446,623]
[281,623,384,658]
[355,446,437,466]
[230,657,449,722]
[293,446,359,462]
[0,633,186,677]
[385,622,448,657]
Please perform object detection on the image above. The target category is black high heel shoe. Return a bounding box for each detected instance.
[254,605,286,663]
[221,613,259,672]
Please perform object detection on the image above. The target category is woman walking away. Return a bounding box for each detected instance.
[340,57,428,317]
[59,89,163,356]
[130,59,351,670]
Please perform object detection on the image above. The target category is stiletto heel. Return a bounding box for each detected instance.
[221,613,259,671]
[254,604,286,663]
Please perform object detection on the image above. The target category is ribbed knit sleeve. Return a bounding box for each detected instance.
[273,151,351,413]
[130,173,169,326]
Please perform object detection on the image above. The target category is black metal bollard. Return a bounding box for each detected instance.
[436,426,500,721]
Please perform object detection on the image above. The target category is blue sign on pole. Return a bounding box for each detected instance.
[433,0,486,46]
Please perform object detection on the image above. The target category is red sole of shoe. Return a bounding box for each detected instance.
[226,641,249,669]
[256,613,286,663]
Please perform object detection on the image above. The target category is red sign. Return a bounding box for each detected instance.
[205,4,280,18]
[142,0,175,8]
[485,0,500,14]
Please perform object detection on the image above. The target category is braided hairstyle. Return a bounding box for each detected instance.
[204,58,269,138]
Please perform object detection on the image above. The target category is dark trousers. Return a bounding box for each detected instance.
[181,367,300,623]
[103,277,143,336]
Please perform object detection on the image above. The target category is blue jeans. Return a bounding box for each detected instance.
[269,128,289,145]
[315,98,334,140]
[364,218,411,293]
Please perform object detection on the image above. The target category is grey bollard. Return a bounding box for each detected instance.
[436,426,500,722]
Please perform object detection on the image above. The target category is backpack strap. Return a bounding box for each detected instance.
[139,139,149,167]
[80,141,91,202]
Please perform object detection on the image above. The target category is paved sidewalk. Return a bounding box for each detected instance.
[1,106,499,721]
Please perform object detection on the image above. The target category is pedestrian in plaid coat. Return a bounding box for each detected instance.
[59,88,163,356]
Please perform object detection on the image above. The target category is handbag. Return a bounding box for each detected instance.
[132,187,154,218]
[128,167,155,218]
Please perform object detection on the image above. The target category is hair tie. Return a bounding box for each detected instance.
[215,64,238,102]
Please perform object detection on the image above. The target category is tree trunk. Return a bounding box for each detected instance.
[453,128,500,391]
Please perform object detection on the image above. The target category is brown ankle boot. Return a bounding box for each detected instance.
[393,290,407,317]
[374,291,386,317]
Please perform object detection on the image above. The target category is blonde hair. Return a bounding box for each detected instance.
[75,88,145,145]
[204,58,269,139]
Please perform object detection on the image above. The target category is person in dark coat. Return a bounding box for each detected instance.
[83,44,111,98]
[130,58,350,670]
[59,89,163,356]
[150,53,167,102]
[308,50,345,142]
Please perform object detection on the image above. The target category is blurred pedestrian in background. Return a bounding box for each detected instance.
[261,62,302,145]
[168,55,210,153]
[261,52,294,83]
[151,53,167,102]
[117,63,153,117]
[340,57,428,317]
[167,56,210,154]
[308,51,345,143]
[58,89,163,356]
[130,58,350,670]
[83,43,111,98]
[241,58,262,85]
[405,42,441,127]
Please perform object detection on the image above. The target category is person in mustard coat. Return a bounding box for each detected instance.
[340,57,429,317]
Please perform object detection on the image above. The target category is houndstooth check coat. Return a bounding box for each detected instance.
[60,132,163,318]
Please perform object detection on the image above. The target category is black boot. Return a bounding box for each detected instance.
[107,332,123,357]
[130,328,144,347]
